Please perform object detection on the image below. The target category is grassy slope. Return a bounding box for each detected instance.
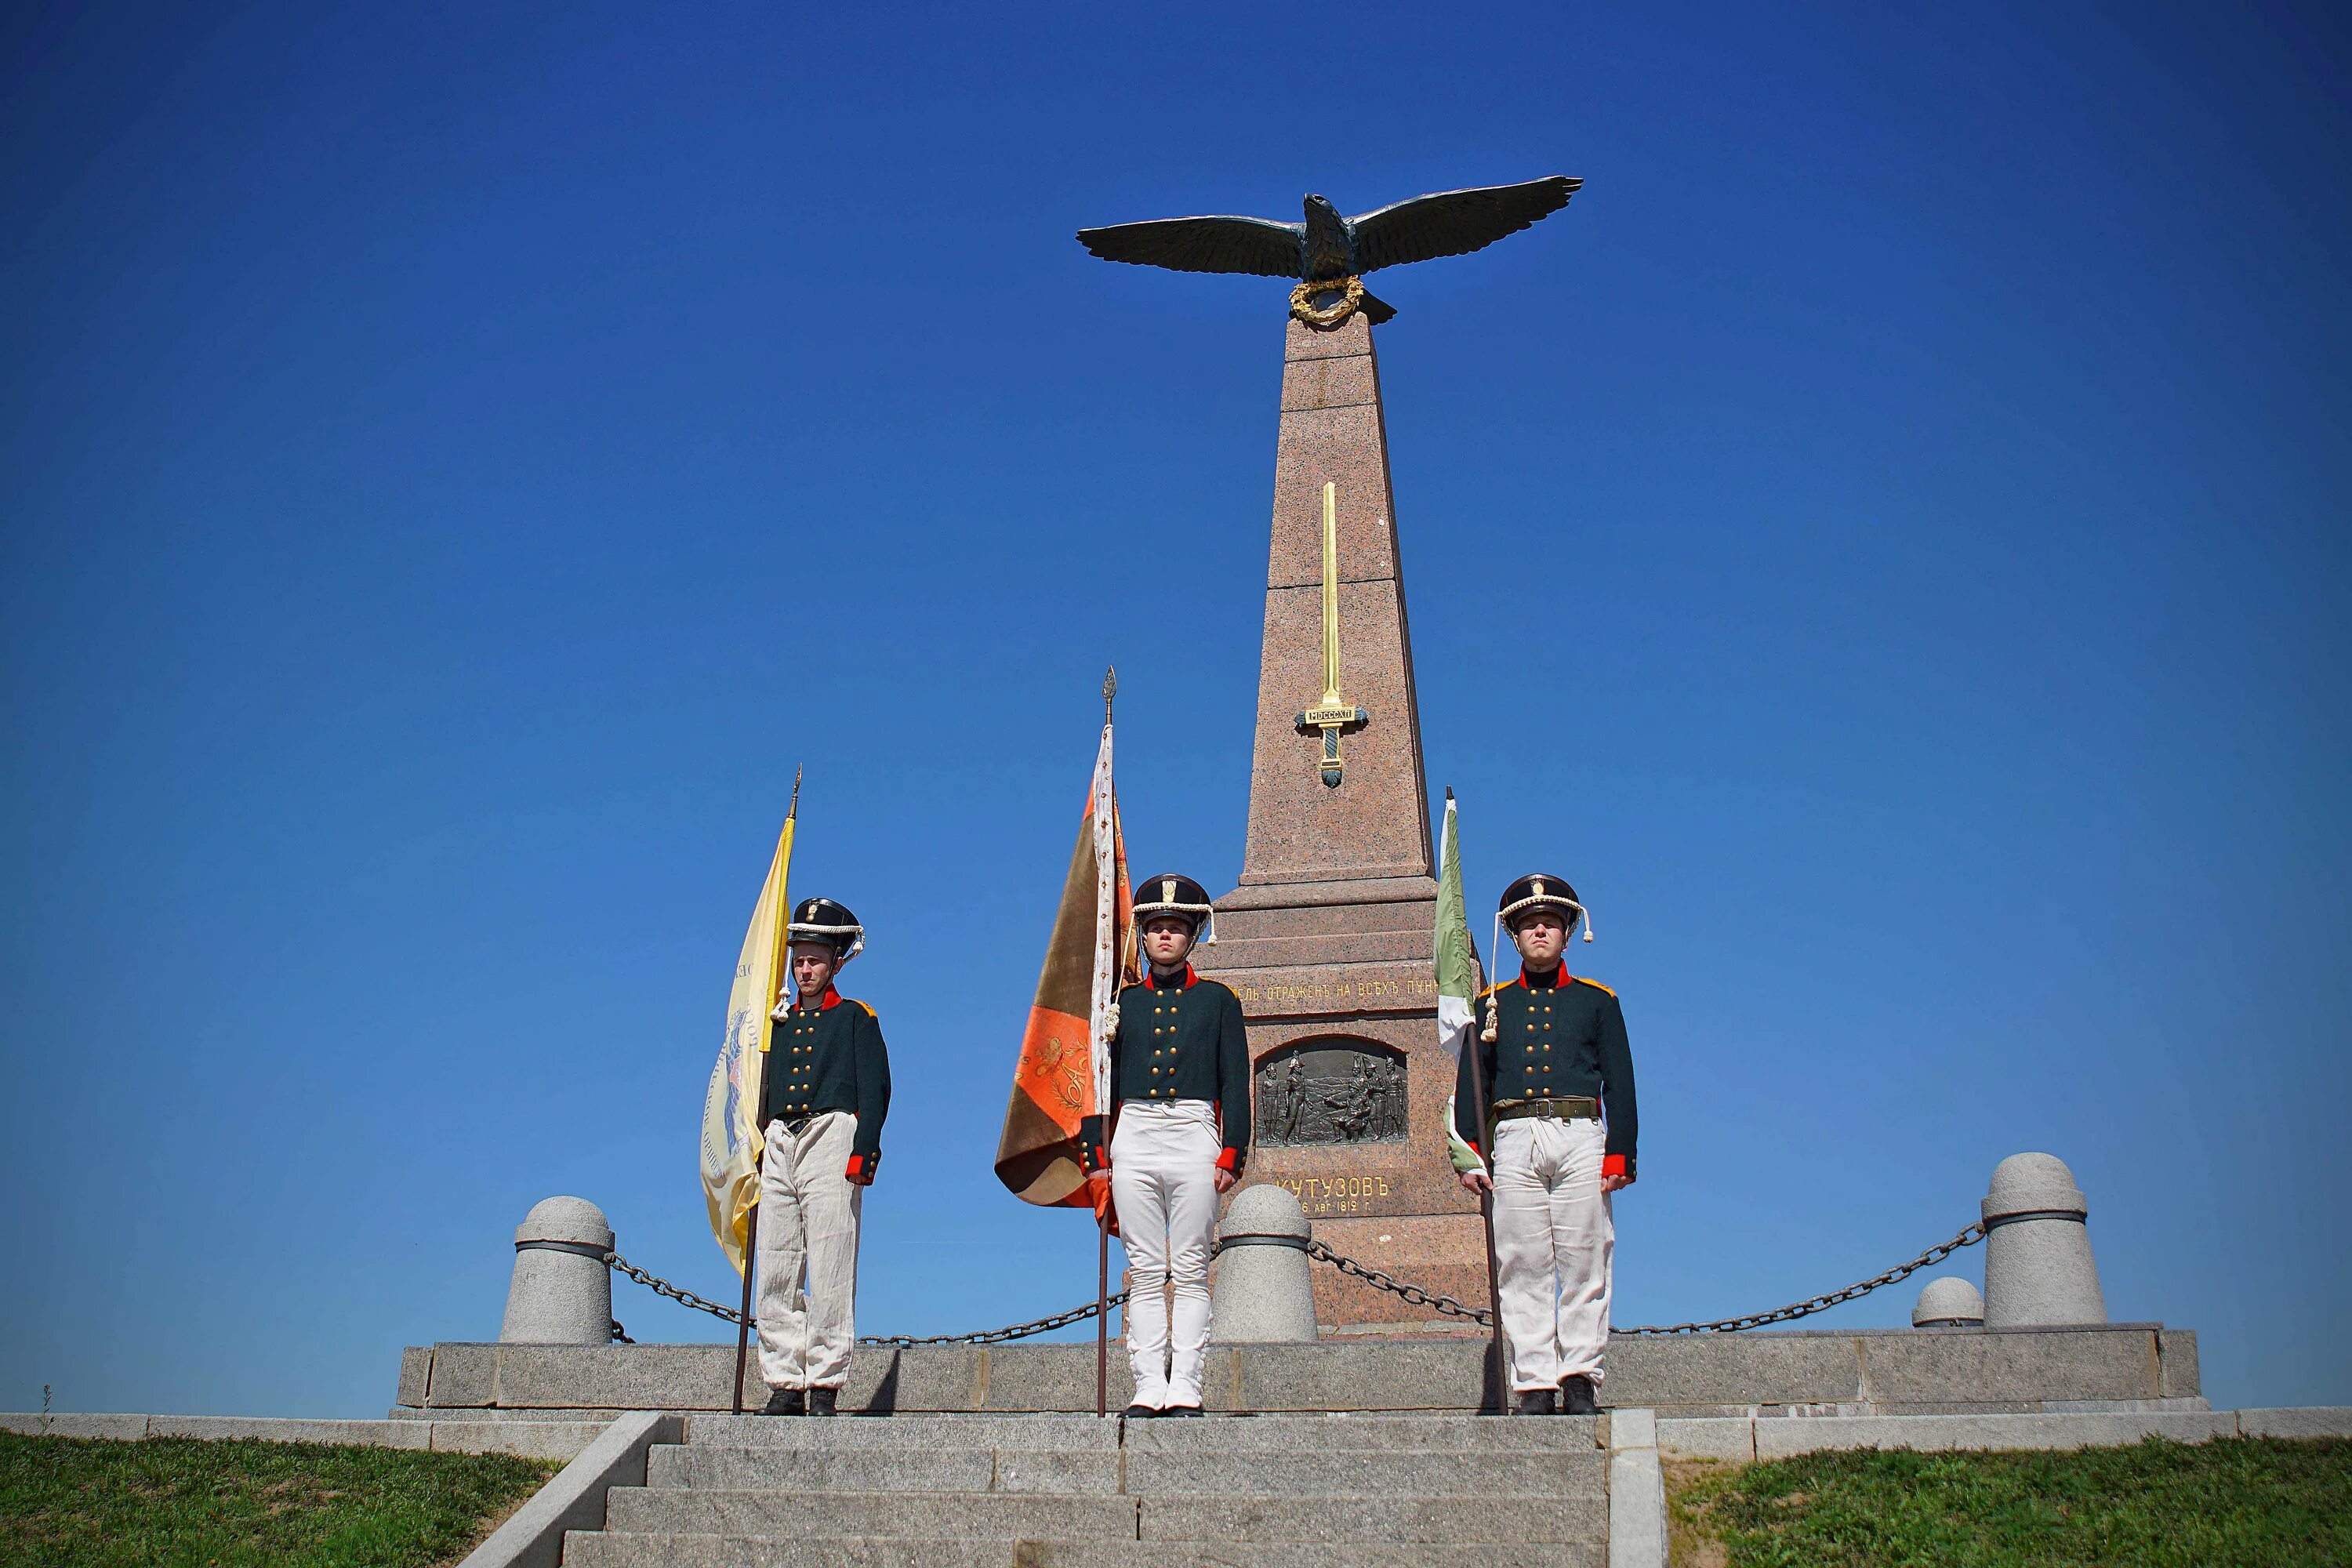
[1669,1436,2352,1568]
[0,1432,554,1568]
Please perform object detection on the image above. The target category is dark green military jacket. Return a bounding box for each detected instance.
[759,987,891,1162]
[1110,964,1252,1167]
[1453,965,1638,1178]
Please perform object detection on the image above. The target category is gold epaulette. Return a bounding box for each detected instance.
[1569,975,1615,997]
[851,999,877,1018]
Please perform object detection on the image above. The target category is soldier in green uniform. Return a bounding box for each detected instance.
[1080,873,1251,1416]
[1454,875,1637,1415]
[754,896,891,1416]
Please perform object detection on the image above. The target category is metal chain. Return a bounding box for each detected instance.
[1306,1221,1989,1335]
[607,1220,1987,1346]
[604,1250,1127,1346]
[1610,1221,1987,1335]
[606,1252,751,1327]
[857,1292,1130,1348]
[1306,1240,1494,1324]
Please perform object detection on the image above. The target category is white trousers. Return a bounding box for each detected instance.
[1490,1116,1613,1392]
[755,1112,862,1391]
[1110,1099,1221,1408]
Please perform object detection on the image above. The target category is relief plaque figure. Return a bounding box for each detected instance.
[1253,1040,1407,1146]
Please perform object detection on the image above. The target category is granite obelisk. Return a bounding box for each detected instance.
[1079,177,1581,1331]
[1201,310,1485,1333]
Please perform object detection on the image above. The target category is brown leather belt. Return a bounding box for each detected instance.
[1492,1096,1600,1123]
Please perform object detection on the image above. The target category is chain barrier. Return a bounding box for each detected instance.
[1306,1240,1494,1324]
[604,1251,1127,1346]
[1307,1221,1989,1335]
[606,1220,1987,1345]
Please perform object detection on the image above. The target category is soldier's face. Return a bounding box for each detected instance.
[1512,912,1568,968]
[1140,916,1196,967]
[789,942,840,996]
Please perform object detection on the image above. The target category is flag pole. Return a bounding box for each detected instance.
[1094,669,1116,1420]
[1450,788,1512,1414]
[734,764,802,1416]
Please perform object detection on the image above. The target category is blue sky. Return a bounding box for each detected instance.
[3,1,2345,1417]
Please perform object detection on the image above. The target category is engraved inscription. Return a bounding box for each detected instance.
[1269,1174,1394,1217]
[1254,1040,1406,1147]
[1228,974,1439,1009]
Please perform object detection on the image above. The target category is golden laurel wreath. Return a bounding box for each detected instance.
[1290,274,1364,328]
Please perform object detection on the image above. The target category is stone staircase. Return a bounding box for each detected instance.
[562,1411,1610,1566]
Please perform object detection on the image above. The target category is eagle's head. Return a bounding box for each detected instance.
[1301,194,1351,278]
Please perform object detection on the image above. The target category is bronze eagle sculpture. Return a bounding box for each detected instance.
[1076,176,1580,323]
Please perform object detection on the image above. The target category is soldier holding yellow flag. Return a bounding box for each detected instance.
[753,897,891,1416]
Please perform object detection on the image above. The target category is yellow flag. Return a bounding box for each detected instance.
[699,811,793,1276]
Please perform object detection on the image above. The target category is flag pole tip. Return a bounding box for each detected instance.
[1445,786,1454,800]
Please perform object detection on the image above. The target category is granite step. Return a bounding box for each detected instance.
[564,1534,1605,1568]
[1121,1449,1606,1497]
[604,1488,1606,1544]
[648,1445,1123,1494]
[601,1488,1139,1539]
[684,1413,1120,1449]
[1139,1493,1610,1544]
[678,1412,1601,1452]
[648,1443,1605,1497]
[1120,1414,1604,1451]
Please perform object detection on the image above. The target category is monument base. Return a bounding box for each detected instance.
[396,1323,2201,1418]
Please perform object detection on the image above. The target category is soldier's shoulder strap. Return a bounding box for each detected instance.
[1568,975,1616,997]
[1475,979,1509,1000]
[844,997,878,1018]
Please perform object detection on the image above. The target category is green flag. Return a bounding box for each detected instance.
[1435,789,1485,1172]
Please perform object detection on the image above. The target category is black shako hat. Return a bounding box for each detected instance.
[786,896,866,959]
[1498,873,1592,942]
[1132,873,1215,939]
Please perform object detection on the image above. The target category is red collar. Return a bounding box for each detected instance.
[1149,964,1198,990]
[793,985,842,1012]
[1516,965,1565,991]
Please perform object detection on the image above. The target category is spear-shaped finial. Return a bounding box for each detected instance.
[788,763,804,820]
[1103,665,1117,724]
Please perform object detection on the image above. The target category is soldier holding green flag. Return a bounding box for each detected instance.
[1451,873,1638,1416]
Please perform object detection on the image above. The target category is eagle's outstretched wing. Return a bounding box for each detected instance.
[1076,215,1303,278]
[1348,177,1581,274]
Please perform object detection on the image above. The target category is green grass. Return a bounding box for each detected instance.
[1669,1436,2352,1568]
[0,1432,554,1568]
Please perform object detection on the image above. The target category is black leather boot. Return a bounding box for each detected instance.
[1122,1403,1160,1418]
[807,1387,839,1417]
[1515,1388,1558,1417]
[759,1388,805,1417]
[1559,1375,1600,1415]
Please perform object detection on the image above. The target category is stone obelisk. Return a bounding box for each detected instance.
[1202,309,1486,1333]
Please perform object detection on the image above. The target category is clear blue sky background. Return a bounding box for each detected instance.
[4,2,2346,1419]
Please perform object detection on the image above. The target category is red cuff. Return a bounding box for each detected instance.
[844,1152,879,1184]
[1215,1147,1240,1174]
[1602,1153,1631,1180]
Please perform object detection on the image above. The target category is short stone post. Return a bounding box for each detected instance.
[1980,1152,2106,1327]
[500,1196,615,1345]
[1911,1276,1986,1328]
[1210,1184,1319,1342]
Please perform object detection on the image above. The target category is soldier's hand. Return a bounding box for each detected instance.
[844,1153,879,1186]
[1213,1168,1236,1194]
[1600,1171,1633,1195]
[1459,1171,1493,1195]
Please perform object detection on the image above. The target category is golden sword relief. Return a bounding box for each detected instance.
[1294,481,1370,788]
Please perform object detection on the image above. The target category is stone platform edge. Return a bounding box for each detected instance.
[0,1410,606,1460]
[392,1323,2203,1417]
[1655,1404,2352,1462]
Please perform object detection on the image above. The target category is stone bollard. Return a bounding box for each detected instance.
[1210,1184,1319,1343]
[500,1196,615,1345]
[1980,1153,2107,1327]
[1912,1276,1986,1328]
